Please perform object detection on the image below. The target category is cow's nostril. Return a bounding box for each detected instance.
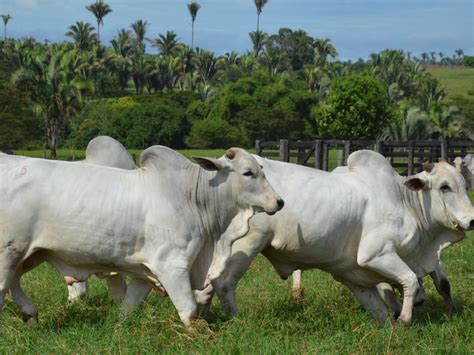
[277,199,284,210]
[469,220,474,229]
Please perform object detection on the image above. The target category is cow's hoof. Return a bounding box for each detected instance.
[414,299,425,307]
[292,288,304,303]
[22,313,38,326]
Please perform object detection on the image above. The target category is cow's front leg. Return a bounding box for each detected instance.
[338,277,391,323]
[376,282,402,318]
[155,267,197,327]
[195,284,215,317]
[122,278,151,311]
[358,251,419,325]
[105,274,127,302]
[430,263,457,315]
[212,232,267,317]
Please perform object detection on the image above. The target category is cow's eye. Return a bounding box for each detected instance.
[243,171,254,177]
[440,184,451,193]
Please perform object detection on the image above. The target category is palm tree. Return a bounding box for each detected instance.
[249,30,267,56]
[1,14,12,40]
[131,19,149,51]
[11,52,91,158]
[111,29,132,57]
[193,49,222,85]
[254,0,269,33]
[313,38,337,66]
[187,2,201,48]
[150,31,180,57]
[65,21,97,51]
[381,106,430,141]
[86,0,112,44]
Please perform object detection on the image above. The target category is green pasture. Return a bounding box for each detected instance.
[0,151,473,353]
[428,66,474,98]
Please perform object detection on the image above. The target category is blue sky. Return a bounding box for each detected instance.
[1,0,472,60]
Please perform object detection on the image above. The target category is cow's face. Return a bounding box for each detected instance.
[405,162,474,231]
[193,148,284,215]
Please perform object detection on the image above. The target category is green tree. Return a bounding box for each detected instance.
[0,84,42,149]
[65,21,97,51]
[86,0,112,44]
[187,2,201,48]
[316,74,392,139]
[381,106,430,141]
[1,14,12,40]
[131,19,149,51]
[249,30,267,56]
[11,52,91,158]
[150,31,180,57]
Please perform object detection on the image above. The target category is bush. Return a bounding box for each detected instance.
[68,91,201,149]
[0,85,42,149]
[315,75,392,139]
[185,118,244,148]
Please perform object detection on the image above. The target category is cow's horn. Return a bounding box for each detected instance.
[422,161,434,173]
[225,148,236,160]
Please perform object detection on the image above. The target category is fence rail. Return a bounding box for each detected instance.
[255,139,474,174]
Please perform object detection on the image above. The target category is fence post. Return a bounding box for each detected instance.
[408,141,414,176]
[296,140,304,165]
[321,142,329,171]
[314,140,322,169]
[440,140,448,161]
[343,140,352,165]
[279,139,289,162]
[255,139,262,156]
[376,140,384,155]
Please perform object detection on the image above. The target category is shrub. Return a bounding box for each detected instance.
[0,85,42,149]
[315,75,392,139]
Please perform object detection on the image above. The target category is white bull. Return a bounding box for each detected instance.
[0,146,283,325]
[196,150,474,324]
[1,136,137,321]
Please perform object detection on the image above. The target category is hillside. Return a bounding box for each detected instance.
[427,66,474,98]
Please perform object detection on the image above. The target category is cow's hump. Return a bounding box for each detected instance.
[140,145,191,171]
[86,136,136,170]
[347,150,394,174]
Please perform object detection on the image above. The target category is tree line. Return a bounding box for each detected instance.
[0,0,473,158]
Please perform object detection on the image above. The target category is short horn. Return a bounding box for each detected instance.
[422,161,434,173]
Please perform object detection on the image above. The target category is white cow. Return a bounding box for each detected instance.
[453,155,473,190]
[0,146,283,326]
[1,136,137,321]
[196,150,474,324]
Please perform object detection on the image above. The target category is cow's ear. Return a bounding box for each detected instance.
[193,156,228,171]
[405,175,428,191]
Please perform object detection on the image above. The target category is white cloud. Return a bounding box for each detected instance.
[15,0,38,9]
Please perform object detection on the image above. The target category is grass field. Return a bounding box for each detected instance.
[427,66,474,98]
[1,151,473,353]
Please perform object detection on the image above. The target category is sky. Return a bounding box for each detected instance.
[0,0,472,60]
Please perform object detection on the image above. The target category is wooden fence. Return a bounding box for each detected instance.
[255,139,474,174]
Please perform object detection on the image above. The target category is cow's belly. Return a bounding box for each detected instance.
[265,214,364,272]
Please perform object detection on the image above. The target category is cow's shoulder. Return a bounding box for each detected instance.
[140,145,191,171]
[347,150,394,175]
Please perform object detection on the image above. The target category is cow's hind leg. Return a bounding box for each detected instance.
[430,263,457,315]
[291,270,304,302]
[10,273,38,323]
[67,281,88,302]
